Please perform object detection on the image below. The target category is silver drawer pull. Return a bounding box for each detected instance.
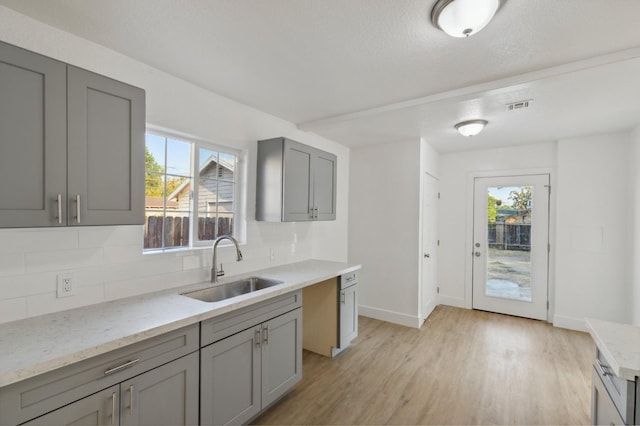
[255,328,262,346]
[111,392,117,425]
[596,359,612,377]
[56,194,63,224]
[104,358,140,375]
[75,194,81,223]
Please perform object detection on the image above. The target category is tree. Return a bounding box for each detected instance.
[509,187,532,210]
[487,194,499,223]
[145,148,164,196]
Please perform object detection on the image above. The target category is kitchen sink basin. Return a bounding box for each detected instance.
[181,277,284,303]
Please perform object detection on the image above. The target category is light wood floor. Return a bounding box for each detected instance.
[252,305,593,425]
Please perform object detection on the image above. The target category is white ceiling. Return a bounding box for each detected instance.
[3,0,640,153]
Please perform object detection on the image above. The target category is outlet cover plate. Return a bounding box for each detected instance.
[57,273,76,298]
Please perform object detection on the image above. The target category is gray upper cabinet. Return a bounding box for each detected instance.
[67,66,145,226]
[0,41,145,228]
[0,41,67,227]
[256,137,337,222]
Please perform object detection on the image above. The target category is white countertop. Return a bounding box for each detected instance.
[0,259,360,388]
[585,318,640,381]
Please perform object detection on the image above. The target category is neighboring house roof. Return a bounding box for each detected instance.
[168,155,234,201]
[145,196,178,210]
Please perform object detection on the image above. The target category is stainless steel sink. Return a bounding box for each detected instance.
[181,277,284,302]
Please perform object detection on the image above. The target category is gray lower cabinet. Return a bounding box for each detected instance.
[333,271,358,357]
[0,40,144,228]
[23,353,198,426]
[0,325,199,426]
[591,348,639,425]
[256,137,337,222]
[23,385,120,426]
[200,291,303,425]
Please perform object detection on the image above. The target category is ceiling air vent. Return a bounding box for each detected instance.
[506,99,532,111]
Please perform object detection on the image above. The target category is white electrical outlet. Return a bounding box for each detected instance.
[57,273,76,298]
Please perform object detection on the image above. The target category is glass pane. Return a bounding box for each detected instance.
[486,185,532,301]
[218,152,236,182]
[199,147,219,170]
[198,212,234,241]
[143,212,164,250]
[166,138,192,177]
[145,134,166,172]
[163,212,190,248]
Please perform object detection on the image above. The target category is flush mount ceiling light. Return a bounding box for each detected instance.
[455,119,488,137]
[431,0,500,38]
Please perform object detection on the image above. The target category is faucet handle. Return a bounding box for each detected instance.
[216,263,225,277]
[237,250,243,261]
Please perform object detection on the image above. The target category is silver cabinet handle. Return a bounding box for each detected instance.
[75,194,81,224]
[263,326,269,344]
[56,194,63,224]
[111,392,117,425]
[341,291,346,304]
[129,385,134,415]
[315,207,319,219]
[104,358,140,375]
[255,328,261,346]
[596,359,612,377]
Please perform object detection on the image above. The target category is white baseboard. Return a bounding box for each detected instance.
[553,314,587,332]
[359,305,422,329]
[420,297,438,322]
[437,295,466,309]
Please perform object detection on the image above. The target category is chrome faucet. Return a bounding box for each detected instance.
[211,235,243,283]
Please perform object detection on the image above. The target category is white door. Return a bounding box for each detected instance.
[472,174,550,320]
[421,173,439,321]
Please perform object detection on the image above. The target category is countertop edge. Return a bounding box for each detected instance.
[0,259,361,388]
[585,317,640,381]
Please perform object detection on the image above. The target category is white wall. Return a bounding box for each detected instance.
[349,140,422,327]
[554,133,631,329]
[348,138,440,328]
[631,125,640,326]
[0,7,349,324]
[438,142,557,309]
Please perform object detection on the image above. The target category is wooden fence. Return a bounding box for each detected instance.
[488,223,531,250]
[144,216,233,249]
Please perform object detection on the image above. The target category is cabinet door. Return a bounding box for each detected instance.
[282,140,313,222]
[312,150,337,221]
[261,308,302,408]
[67,66,145,226]
[0,41,67,227]
[120,352,198,426]
[201,326,261,426]
[592,368,625,426]
[339,285,358,348]
[24,385,119,426]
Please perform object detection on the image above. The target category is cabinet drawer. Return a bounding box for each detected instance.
[0,324,198,425]
[201,290,302,347]
[340,271,358,289]
[594,348,636,424]
[592,367,626,426]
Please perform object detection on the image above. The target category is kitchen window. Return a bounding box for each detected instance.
[144,129,242,251]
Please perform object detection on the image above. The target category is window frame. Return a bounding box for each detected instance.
[144,126,245,253]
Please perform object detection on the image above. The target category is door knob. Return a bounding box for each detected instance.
[424,253,430,258]
[474,252,481,257]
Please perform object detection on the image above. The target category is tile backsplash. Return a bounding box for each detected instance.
[0,225,312,324]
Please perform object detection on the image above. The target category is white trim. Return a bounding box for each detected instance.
[553,314,588,332]
[437,295,466,308]
[359,305,422,329]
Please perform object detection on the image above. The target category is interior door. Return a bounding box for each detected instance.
[421,173,439,321]
[472,174,549,320]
